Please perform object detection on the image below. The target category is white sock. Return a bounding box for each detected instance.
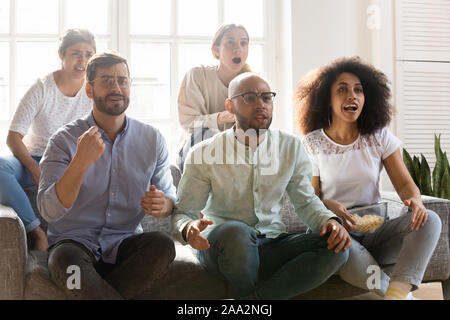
[384,281,412,300]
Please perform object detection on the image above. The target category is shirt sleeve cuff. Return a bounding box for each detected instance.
[39,183,72,223]
[171,214,193,245]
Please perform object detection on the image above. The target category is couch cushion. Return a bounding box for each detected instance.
[137,242,229,299]
[24,251,66,300]
[280,193,308,234]
[0,205,28,299]
[24,248,210,300]
[24,242,228,300]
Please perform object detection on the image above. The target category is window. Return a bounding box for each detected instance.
[0,0,113,152]
[123,0,268,160]
[0,0,272,162]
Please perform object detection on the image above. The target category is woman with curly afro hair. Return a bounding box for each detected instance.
[295,56,441,300]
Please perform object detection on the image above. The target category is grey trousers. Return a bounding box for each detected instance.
[339,209,441,296]
[47,231,175,299]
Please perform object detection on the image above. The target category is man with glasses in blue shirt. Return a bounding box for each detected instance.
[173,72,351,299]
[38,52,176,299]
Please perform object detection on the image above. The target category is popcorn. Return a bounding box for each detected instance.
[352,214,384,233]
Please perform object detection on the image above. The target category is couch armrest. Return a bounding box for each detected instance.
[0,204,27,299]
[381,191,450,282]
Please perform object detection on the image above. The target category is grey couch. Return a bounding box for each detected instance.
[1,165,449,300]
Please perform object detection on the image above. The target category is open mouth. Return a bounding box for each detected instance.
[232,57,242,64]
[75,67,85,71]
[343,104,358,112]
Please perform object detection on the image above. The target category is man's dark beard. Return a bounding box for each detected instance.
[234,112,272,135]
[93,90,129,116]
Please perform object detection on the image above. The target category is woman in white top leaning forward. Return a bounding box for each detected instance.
[0,29,96,251]
[176,23,251,171]
[296,56,441,300]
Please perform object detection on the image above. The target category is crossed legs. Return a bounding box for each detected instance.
[197,221,348,299]
[48,231,175,299]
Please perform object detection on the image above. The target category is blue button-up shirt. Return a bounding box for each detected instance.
[38,112,176,263]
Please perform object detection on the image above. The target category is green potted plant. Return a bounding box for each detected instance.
[403,134,450,200]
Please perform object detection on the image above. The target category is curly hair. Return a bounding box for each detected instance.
[294,56,393,135]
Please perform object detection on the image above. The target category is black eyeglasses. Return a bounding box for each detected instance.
[90,76,131,89]
[230,91,276,105]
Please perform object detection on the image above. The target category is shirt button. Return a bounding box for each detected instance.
[111,192,115,196]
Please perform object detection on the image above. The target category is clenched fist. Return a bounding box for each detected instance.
[74,126,106,170]
[141,185,173,218]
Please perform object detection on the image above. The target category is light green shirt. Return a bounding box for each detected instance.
[172,128,340,243]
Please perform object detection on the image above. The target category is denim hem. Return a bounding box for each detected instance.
[389,274,421,291]
[24,218,41,233]
[372,276,390,296]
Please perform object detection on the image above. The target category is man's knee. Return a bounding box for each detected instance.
[211,221,256,247]
[140,231,176,263]
[314,237,349,270]
[48,243,92,284]
[204,221,258,274]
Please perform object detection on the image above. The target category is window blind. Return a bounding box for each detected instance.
[395,0,450,168]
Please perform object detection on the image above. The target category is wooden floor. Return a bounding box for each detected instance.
[344,282,444,300]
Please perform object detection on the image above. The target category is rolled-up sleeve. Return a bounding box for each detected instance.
[37,132,75,223]
[172,148,211,244]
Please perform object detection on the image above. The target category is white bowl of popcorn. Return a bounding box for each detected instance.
[347,202,388,234]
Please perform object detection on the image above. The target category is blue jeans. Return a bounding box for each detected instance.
[339,209,441,295]
[0,154,41,232]
[197,221,349,299]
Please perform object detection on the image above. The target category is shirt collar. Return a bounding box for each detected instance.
[226,125,271,151]
[225,125,271,160]
[86,111,130,139]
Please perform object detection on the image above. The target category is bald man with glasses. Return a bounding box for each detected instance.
[173,72,351,300]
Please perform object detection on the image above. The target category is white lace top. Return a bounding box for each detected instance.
[301,128,402,209]
[9,72,92,157]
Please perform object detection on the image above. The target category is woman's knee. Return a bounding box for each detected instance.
[424,210,442,232]
[417,210,442,245]
[0,156,19,175]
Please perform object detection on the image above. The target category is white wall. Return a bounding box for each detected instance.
[291,0,374,94]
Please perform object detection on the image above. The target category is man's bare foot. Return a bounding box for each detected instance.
[28,226,48,251]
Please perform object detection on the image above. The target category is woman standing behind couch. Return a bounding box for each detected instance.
[0,29,96,251]
[176,23,251,171]
[296,56,441,300]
